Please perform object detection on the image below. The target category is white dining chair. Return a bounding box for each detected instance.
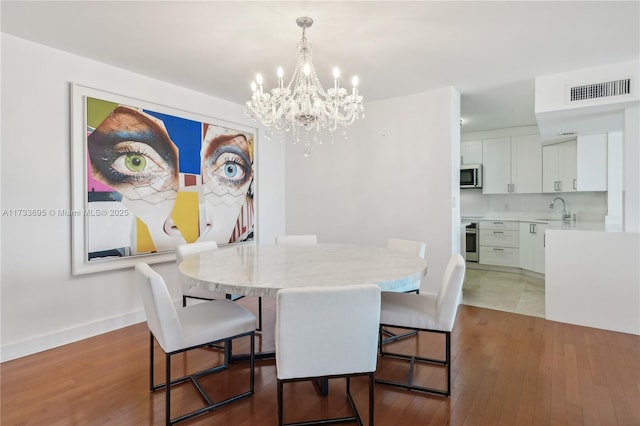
[135,263,256,425]
[275,284,381,426]
[377,253,466,397]
[275,234,318,245]
[381,238,427,344]
[386,238,426,293]
[176,241,225,306]
[176,241,264,330]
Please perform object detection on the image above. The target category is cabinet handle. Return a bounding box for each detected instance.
[558,181,562,191]
[493,221,503,225]
[532,224,537,234]
[493,231,504,234]
[511,183,515,193]
[573,179,577,190]
[553,181,557,191]
[529,224,534,233]
[493,248,504,252]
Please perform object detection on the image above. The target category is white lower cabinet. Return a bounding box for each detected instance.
[479,221,520,268]
[519,222,546,274]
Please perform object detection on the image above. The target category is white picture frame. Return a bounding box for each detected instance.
[70,83,257,275]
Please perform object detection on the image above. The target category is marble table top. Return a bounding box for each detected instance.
[178,243,428,298]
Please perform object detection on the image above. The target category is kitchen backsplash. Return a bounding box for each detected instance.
[460,189,607,222]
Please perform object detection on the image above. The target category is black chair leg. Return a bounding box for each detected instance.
[277,379,284,426]
[165,353,171,426]
[149,332,155,391]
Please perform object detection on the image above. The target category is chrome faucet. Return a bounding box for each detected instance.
[549,197,571,221]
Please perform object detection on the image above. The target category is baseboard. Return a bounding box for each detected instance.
[1,309,146,362]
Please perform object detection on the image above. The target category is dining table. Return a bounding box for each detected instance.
[178,242,427,298]
[178,242,428,393]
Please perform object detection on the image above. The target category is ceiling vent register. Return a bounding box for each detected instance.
[569,78,631,102]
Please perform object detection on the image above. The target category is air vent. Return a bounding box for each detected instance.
[570,79,631,102]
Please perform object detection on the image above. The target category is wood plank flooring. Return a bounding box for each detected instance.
[2,299,639,425]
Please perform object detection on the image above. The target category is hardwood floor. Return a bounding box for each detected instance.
[2,298,639,425]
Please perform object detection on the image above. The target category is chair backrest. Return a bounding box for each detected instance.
[435,254,466,331]
[135,263,183,353]
[175,241,219,263]
[275,284,381,380]
[275,234,318,245]
[386,238,426,259]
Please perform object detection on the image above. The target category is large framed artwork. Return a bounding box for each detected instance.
[70,83,256,275]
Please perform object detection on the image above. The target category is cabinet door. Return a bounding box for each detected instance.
[543,140,577,193]
[542,144,559,193]
[519,222,546,274]
[577,134,607,191]
[533,224,546,274]
[519,223,535,271]
[511,135,542,193]
[461,140,483,165]
[558,140,577,192]
[482,137,511,194]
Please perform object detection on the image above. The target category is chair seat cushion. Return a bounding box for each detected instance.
[380,291,439,331]
[169,299,255,353]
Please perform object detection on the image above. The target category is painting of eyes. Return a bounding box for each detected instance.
[88,105,179,193]
[205,146,251,188]
[74,85,257,274]
[106,141,175,187]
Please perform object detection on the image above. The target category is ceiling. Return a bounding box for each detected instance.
[2,1,638,133]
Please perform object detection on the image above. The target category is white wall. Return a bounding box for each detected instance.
[546,230,639,335]
[0,35,285,361]
[284,87,461,292]
[624,105,640,232]
[461,190,607,221]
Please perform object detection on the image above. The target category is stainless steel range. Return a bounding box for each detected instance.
[465,222,479,262]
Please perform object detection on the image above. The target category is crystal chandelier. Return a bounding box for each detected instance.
[245,17,364,156]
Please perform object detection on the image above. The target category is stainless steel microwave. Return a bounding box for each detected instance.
[460,164,482,188]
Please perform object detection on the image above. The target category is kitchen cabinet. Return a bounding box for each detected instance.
[543,135,607,193]
[577,134,608,191]
[461,140,483,165]
[482,135,542,194]
[479,220,520,267]
[519,222,546,274]
[543,140,577,192]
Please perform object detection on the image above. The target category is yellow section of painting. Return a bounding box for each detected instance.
[135,218,156,253]
[171,191,200,243]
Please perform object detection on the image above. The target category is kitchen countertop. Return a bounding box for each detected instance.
[461,213,621,232]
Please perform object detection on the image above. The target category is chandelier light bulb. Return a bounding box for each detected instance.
[251,80,257,92]
[333,67,340,79]
[256,73,263,85]
[352,76,359,87]
[303,63,311,76]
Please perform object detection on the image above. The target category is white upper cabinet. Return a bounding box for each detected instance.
[577,134,608,191]
[482,135,542,194]
[543,135,607,193]
[543,140,577,192]
[511,135,543,194]
[461,140,483,165]
[482,137,511,194]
